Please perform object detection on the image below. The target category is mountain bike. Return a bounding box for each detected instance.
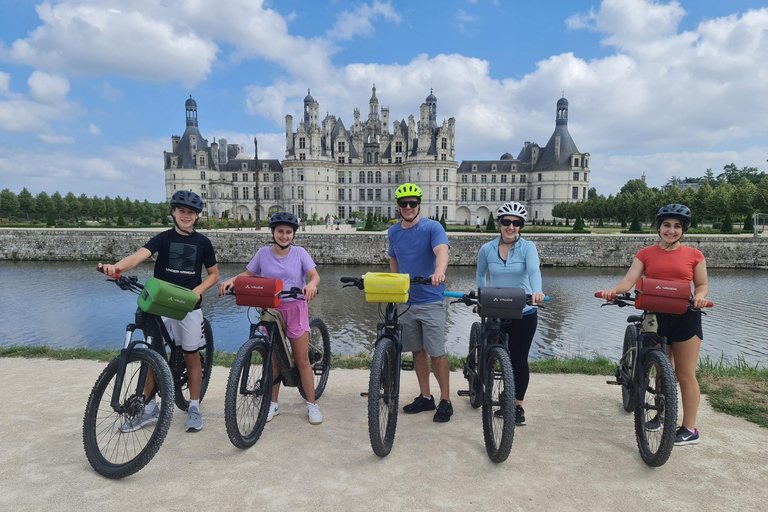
[446,288,547,463]
[223,279,331,449]
[83,268,214,479]
[340,273,432,457]
[595,291,712,466]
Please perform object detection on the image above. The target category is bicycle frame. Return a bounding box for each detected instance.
[619,312,668,407]
[373,301,405,399]
[467,317,510,406]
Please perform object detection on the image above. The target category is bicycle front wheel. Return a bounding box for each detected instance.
[621,324,638,412]
[174,318,215,411]
[225,338,272,449]
[368,337,399,457]
[82,349,174,479]
[298,317,331,401]
[634,349,678,467]
[467,322,483,409]
[481,347,515,463]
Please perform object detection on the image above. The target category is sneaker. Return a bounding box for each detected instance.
[403,394,436,414]
[307,402,323,425]
[266,402,279,422]
[119,406,159,433]
[674,426,700,446]
[433,399,453,423]
[645,415,662,432]
[186,405,202,432]
[515,405,526,425]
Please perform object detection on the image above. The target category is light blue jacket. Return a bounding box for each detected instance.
[476,236,543,314]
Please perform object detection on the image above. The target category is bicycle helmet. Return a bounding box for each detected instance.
[497,201,527,221]
[269,211,299,231]
[169,190,203,213]
[656,204,691,227]
[394,183,422,203]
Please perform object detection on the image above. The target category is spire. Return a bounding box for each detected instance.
[185,95,198,127]
[556,96,569,126]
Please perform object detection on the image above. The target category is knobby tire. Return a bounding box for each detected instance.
[634,349,678,467]
[467,322,483,409]
[621,324,638,413]
[224,338,272,449]
[368,337,399,457]
[481,346,515,463]
[298,317,332,401]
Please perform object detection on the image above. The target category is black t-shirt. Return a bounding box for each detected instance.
[143,229,217,293]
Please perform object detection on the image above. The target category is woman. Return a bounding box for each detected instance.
[476,201,545,425]
[219,212,323,425]
[599,204,708,445]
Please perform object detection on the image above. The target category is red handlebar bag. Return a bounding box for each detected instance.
[234,276,283,308]
[634,278,690,315]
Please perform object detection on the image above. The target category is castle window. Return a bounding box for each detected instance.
[243,187,249,200]
[441,137,447,150]
[481,175,487,183]
[460,188,467,201]
[443,170,448,181]
[436,169,440,181]
[520,175,526,183]
[242,173,248,182]
[263,173,269,182]
[297,169,304,181]
[338,141,345,153]
[338,171,345,183]
[583,172,588,181]
[299,138,306,149]
[299,153,306,160]
[501,175,506,183]
[472,164,477,172]
[395,157,402,163]
[500,189,506,201]
[491,175,497,183]
[490,189,496,201]
[572,187,578,199]
[538,173,542,182]
[359,189,365,201]
[375,171,382,183]
[274,173,280,182]
[537,187,542,200]
[367,171,373,183]
[297,186,304,200]
[443,187,448,200]
[471,189,477,201]
[461,175,467,183]
[232,173,238,182]
[264,188,270,200]
[234,188,239,200]
[491,164,497,171]
[359,171,365,183]
[274,187,280,200]
[200,171,206,180]
[338,157,345,164]
[480,189,487,201]
[573,172,579,181]
[338,189,345,200]
[441,154,446,160]
[375,189,382,201]
[395,141,402,152]
[471,175,477,183]
[519,189,526,201]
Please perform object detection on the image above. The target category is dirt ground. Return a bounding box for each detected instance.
[1,357,766,512]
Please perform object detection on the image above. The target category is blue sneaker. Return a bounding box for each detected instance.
[186,405,202,432]
[645,415,662,432]
[119,406,159,433]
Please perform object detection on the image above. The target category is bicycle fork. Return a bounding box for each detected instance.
[110,326,155,412]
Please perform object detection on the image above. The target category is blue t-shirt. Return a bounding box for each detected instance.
[476,236,543,314]
[387,218,449,304]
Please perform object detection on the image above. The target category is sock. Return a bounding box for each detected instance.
[189,399,200,409]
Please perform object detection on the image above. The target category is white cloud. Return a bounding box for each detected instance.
[89,123,101,136]
[328,1,402,40]
[0,70,75,132]
[27,71,69,105]
[38,133,75,144]
[0,72,9,93]
[456,9,480,34]
[98,81,122,102]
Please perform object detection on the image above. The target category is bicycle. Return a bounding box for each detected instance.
[339,273,432,457]
[446,287,547,463]
[595,288,712,466]
[83,268,214,479]
[223,277,331,449]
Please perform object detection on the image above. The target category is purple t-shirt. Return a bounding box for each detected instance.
[246,246,316,301]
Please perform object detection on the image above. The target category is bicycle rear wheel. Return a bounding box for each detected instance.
[368,338,399,457]
[481,347,515,463]
[224,338,272,449]
[298,317,331,400]
[621,324,638,412]
[82,349,174,479]
[174,318,214,411]
[634,349,677,467]
[467,322,483,409]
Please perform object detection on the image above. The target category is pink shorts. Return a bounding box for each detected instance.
[276,299,310,339]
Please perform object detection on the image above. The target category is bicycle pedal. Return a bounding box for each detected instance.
[457,390,470,397]
[606,380,621,385]
[360,392,369,397]
[401,360,414,371]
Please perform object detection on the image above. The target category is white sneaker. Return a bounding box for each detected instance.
[266,402,279,422]
[307,402,322,425]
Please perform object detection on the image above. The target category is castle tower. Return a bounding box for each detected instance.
[185,95,198,128]
[426,88,437,129]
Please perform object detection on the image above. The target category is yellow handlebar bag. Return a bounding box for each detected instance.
[364,272,410,303]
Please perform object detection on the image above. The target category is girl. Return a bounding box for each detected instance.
[219,211,322,425]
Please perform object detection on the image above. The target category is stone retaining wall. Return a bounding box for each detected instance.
[1,229,767,268]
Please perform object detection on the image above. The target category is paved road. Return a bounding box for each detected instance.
[1,358,765,511]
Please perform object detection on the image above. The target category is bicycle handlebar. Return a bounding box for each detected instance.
[444,290,549,306]
[594,292,713,309]
[225,286,306,300]
[96,266,143,293]
[339,275,434,290]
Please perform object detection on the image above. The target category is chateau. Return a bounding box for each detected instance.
[164,88,589,223]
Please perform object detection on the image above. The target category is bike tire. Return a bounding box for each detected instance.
[481,346,515,463]
[224,338,272,449]
[368,337,399,457]
[82,349,174,479]
[634,349,678,467]
[174,317,215,411]
[298,317,332,401]
[467,322,483,409]
[621,324,638,413]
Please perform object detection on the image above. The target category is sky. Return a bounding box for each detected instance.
[1,0,767,202]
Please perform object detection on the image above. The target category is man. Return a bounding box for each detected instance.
[475,215,482,232]
[388,183,452,422]
[100,190,219,432]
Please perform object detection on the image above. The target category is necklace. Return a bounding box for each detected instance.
[659,241,679,251]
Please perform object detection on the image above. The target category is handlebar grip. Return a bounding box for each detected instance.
[443,291,464,298]
[594,292,615,299]
[96,265,121,279]
[543,296,550,302]
[340,277,358,283]
[705,301,714,308]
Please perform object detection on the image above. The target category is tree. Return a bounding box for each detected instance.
[35,191,52,221]
[629,212,642,233]
[103,196,115,220]
[0,189,20,218]
[65,192,81,221]
[620,179,648,196]
[91,195,105,220]
[744,212,755,233]
[117,211,126,227]
[485,214,495,232]
[573,215,585,232]
[364,213,374,230]
[18,188,35,220]
[51,191,65,220]
[439,213,447,230]
[721,211,733,233]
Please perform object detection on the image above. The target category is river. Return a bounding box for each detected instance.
[2,261,766,366]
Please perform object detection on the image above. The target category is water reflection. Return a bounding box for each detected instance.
[1,261,766,366]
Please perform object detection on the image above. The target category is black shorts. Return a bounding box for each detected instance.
[656,309,703,343]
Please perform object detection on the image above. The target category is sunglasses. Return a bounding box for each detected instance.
[397,201,420,209]
[500,218,524,227]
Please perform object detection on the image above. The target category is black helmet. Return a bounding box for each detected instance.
[170,190,203,213]
[269,212,299,231]
[656,204,691,226]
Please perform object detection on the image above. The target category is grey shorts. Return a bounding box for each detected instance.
[162,309,206,353]
[400,301,447,357]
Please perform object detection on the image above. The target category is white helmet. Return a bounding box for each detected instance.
[497,201,527,221]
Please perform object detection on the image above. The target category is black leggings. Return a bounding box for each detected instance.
[499,311,538,401]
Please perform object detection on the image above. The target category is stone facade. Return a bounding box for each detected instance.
[2,230,766,269]
[164,90,588,224]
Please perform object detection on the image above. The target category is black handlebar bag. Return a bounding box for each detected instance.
[477,287,526,319]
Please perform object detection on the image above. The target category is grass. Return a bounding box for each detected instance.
[2,346,765,427]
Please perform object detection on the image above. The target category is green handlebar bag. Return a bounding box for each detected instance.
[137,277,198,320]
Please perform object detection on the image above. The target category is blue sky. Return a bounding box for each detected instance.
[1,0,767,201]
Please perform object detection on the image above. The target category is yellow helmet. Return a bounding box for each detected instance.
[394,183,422,202]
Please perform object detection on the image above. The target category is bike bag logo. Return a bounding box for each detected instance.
[655,285,678,291]
[167,296,187,304]
[245,285,264,290]
[492,297,517,302]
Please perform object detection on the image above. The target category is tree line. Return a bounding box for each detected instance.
[552,163,768,228]
[0,188,170,226]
